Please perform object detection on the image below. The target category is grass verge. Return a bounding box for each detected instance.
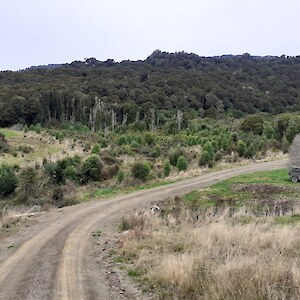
[114,168,300,300]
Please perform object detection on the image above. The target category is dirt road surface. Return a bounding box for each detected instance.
[0,160,287,300]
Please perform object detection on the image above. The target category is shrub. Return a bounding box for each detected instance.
[164,160,171,177]
[81,156,103,183]
[199,150,213,167]
[202,141,215,161]
[245,143,255,158]
[177,156,188,171]
[168,147,186,166]
[92,144,101,154]
[0,164,18,197]
[117,171,125,182]
[18,167,38,202]
[237,140,247,157]
[145,133,155,145]
[118,136,127,145]
[63,165,78,182]
[131,162,151,181]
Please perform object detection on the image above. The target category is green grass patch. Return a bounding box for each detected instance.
[0,129,21,138]
[127,268,142,277]
[93,188,114,197]
[274,214,300,225]
[91,180,174,200]
[183,190,200,202]
[184,169,294,208]
[225,168,290,185]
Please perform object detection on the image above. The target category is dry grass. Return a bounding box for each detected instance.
[0,208,22,229]
[118,207,300,299]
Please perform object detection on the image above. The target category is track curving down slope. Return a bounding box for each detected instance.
[0,160,287,300]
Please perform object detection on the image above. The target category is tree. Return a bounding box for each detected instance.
[81,156,103,183]
[131,162,150,181]
[237,140,247,157]
[199,151,212,167]
[92,144,101,154]
[176,155,188,171]
[241,115,264,135]
[163,160,171,177]
[202,142,215,161]
[244,143,255,158]
[168,147,186,166]
[18,167,38,202]
[263,125,276,140]
[0,164,17,197]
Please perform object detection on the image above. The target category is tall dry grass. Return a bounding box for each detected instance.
[119,208,300,299]
[0,208,21,229]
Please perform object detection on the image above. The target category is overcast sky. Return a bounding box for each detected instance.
[1,0,299,70]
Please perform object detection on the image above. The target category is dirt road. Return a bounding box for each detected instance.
[0,160,287,300]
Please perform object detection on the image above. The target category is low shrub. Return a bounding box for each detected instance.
[131,162,151,181]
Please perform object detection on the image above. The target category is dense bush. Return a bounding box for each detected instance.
[17,167,38,202]
[0,164,18,197]
[131,162,151,181]
[168,147,186,166]
[81,156,103,183]
[177,156,188,171]
[199,151,213,167]
[91,144,101,154]
[163,160,171,177]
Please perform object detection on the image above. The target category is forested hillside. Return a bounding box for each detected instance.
[0,50,299,129]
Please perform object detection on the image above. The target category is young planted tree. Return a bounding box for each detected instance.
[163,160,171,177]
[0,164,18,197]
[177,156,188,172]
[131,162,150,181]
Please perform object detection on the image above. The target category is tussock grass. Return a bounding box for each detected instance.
[118,207,300,299]
[0,208,21,229]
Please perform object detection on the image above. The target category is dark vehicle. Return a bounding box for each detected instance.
[289,166,300,182]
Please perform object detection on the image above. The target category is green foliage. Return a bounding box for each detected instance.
[118,136,127,145]
[92,144,101,154]
[244,143,255,158]
[54,131,65,142]
[163,160,171,177]
[18,167,38,202]
[202,142,215,161]
[241,115,264,135]
[199,151,213,167]
[0,164,17,197]
[63,165,78,182]
[144,133,155,145]
[168,147,186,166]
[117,171,125,182]
[131,162,151,181]
[1,52,299,130]
[285,120,300,143]
[263,125,276,140]
[81,156,103,183]
[237,140,247,157]
[176,155,188,171]
[44,156,81,184]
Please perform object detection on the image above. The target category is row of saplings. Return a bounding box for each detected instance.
[0,155,120,207]
[0,154,172,207]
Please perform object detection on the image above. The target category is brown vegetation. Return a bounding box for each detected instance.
[117,202,300,299]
